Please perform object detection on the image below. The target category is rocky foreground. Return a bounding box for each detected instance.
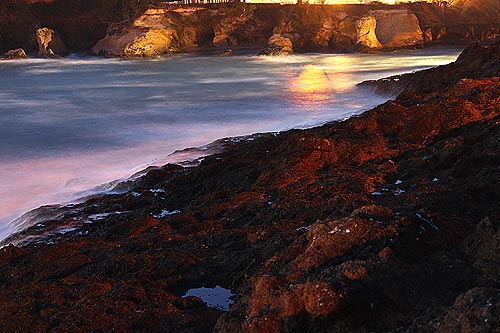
[1,42,499,332]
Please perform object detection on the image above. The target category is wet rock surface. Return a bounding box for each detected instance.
[1,43,500,332]
[359,41,500,94]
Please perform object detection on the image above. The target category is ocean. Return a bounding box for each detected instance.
[0,47,462,241]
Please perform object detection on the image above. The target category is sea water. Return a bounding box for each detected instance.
[0,47,462,241]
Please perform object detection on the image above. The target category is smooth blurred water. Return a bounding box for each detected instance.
[0,47,462,240]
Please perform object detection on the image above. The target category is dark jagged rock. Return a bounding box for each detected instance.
[0,43,499,332]
[359,41,500,95]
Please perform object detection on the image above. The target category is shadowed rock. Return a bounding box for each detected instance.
[3,48,27,59]
[34,27,68,58]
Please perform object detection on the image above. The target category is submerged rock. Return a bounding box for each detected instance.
[35,27,68,58]
[219,48,233,56]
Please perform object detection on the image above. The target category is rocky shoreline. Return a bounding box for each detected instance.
[1,1,500,59]
[0,42,498,332]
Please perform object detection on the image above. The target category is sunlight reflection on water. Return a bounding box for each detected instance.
[0,48,462,240]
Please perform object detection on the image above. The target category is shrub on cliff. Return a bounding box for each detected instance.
[30,0,162,21]
[449,0,500,23]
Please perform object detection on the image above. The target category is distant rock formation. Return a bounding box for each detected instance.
[357,16,383,49]
[35,27,68,57]
[3,48,27,59]
[258,34,293,56]
[357,10,424,50]
[91,8,214,57]
[92,27,181,58]
[372,10,424,48]
[2,2,498,57]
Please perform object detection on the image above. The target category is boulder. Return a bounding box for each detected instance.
[219,48,233,56]
[3,48,27,59]
[258,34,293,56]
[435,288,500,332]
[212,33,238,48]
[92,28,181,58]
[35,27,68,58]
[91,8,213,58]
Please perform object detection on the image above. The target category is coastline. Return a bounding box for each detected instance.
[0,42,498,332]
[1,47,462,243]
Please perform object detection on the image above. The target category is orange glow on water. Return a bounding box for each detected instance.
[289,65,334,106]
[288,56,356,106]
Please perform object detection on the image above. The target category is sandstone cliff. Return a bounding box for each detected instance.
[91,8,215,57]
[356,16,383,49]
[89,3,499,58]
[364,9,424,49]
[1,2,499,56]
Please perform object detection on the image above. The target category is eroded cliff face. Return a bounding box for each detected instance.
[360,9,424,49]
[91,5,278,57]
[91,8,216,57]
[1,2,499,56]
[0,0,39,53]
[90,3,500,58]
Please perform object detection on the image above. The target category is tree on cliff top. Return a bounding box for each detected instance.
[448,0,500,22]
